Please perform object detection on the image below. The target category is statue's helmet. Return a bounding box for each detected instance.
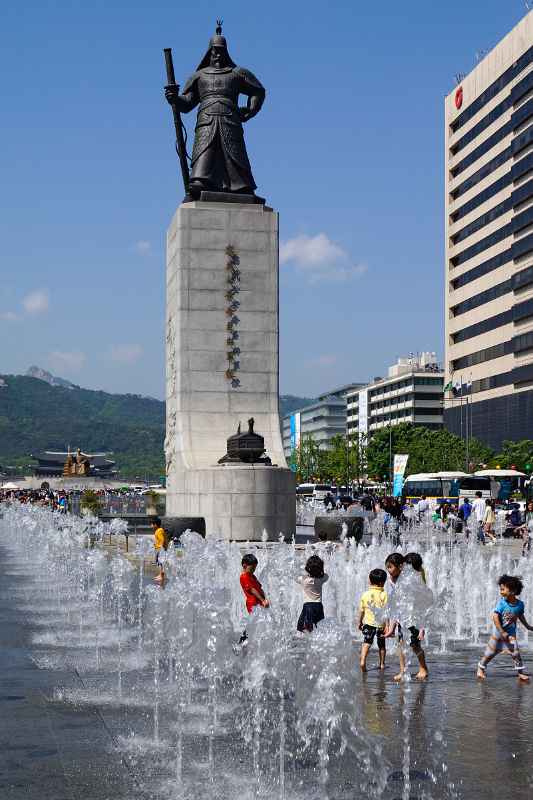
[197,20,236,69]
[209,20,227,48]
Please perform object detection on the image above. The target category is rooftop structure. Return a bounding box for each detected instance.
[347,354,444,436]
[282,381,365,459]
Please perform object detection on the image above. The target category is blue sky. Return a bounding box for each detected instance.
[0,1,528,399]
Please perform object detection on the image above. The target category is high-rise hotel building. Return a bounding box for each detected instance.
[445,11,533,449]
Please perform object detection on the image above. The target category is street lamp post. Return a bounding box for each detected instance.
[388,423,393,495]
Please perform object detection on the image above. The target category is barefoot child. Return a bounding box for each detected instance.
[358,568,388,671]
[296,554,329,632]
[384,552,430,681]
[477,574,533,682]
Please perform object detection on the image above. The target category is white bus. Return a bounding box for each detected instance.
[402,472,492,503]
[296,483,332,500]
[474,470,526,502]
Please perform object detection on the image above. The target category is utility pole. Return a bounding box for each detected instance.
[389,424,393,495]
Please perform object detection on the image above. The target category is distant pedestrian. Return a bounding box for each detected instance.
[417,495,429,521]
[472,491,487,544]
[458,498,472,536]
[519,500,533,555]
[483,499,497,545]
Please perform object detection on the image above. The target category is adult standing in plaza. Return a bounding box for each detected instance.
[416,495,429,522]
[472,491,487,544]
[483,499,497,545]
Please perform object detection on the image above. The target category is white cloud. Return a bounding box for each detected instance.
[109,344,143,365]
[305,354,338,369]
[134,240,151,255]
[0,311,19,321]
[48,350,86,373]
[280,233,345,266]
[23,289,49,314]
[280,233,367,283]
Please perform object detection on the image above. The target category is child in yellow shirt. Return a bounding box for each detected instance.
[151,517,168,584]
[358,568,388,672]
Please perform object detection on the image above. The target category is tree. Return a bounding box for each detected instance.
[490,440,533,472]
[289,434,324,483]
[80,489,102,516]
[365,423,493,481]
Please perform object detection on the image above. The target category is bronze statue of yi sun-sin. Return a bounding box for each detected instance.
[164,21,266,204]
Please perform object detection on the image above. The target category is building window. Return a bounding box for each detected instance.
[451,173,512,223]
[452,310,512,344]
[470,371,513,393]
[451,119,513,179]
[512,363,533,384]
[450,46,533,134]
[451,197,513,245]
[513,123,533,157]
[512,331,533,353]
[450,95,513,156]
[450,248,510,288]
[450,99,532,179]
[513,297,533,322]
[451,279,511,316]
[451,222,512,268]
[452,340,512,370]
[451,147,512,201]
[413,392,443,401]
[513,232,533,262]
[414,376,444,386]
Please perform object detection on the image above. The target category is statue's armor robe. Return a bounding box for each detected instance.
[182,66,264,193]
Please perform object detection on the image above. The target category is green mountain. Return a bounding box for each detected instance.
[0,374,313,478]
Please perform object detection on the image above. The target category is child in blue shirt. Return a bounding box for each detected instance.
[477,574,533,682]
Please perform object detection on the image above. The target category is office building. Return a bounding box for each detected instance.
[346,353,444,437]
[282,382,364,460]
[445,11,533,449]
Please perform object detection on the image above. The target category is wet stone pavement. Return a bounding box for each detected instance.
[0,547,140,800]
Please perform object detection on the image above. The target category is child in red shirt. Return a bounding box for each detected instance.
[240,553,269,612]
[239,554,269,644]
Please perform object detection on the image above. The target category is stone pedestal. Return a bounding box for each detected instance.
[165,200,295,540]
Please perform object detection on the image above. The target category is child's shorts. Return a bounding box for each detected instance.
[362,624,386,648]
[397,624,422,650]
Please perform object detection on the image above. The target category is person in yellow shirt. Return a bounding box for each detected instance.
[151,517,168,584]
[357,568,388,672]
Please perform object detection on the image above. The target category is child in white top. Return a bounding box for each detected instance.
[296,555,329,632]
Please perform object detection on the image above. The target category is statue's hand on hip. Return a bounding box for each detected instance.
[238,107,252,122]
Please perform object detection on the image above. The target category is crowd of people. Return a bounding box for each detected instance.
[0,486,154,515]
[0,487,69,511]
[317,490,533,554]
